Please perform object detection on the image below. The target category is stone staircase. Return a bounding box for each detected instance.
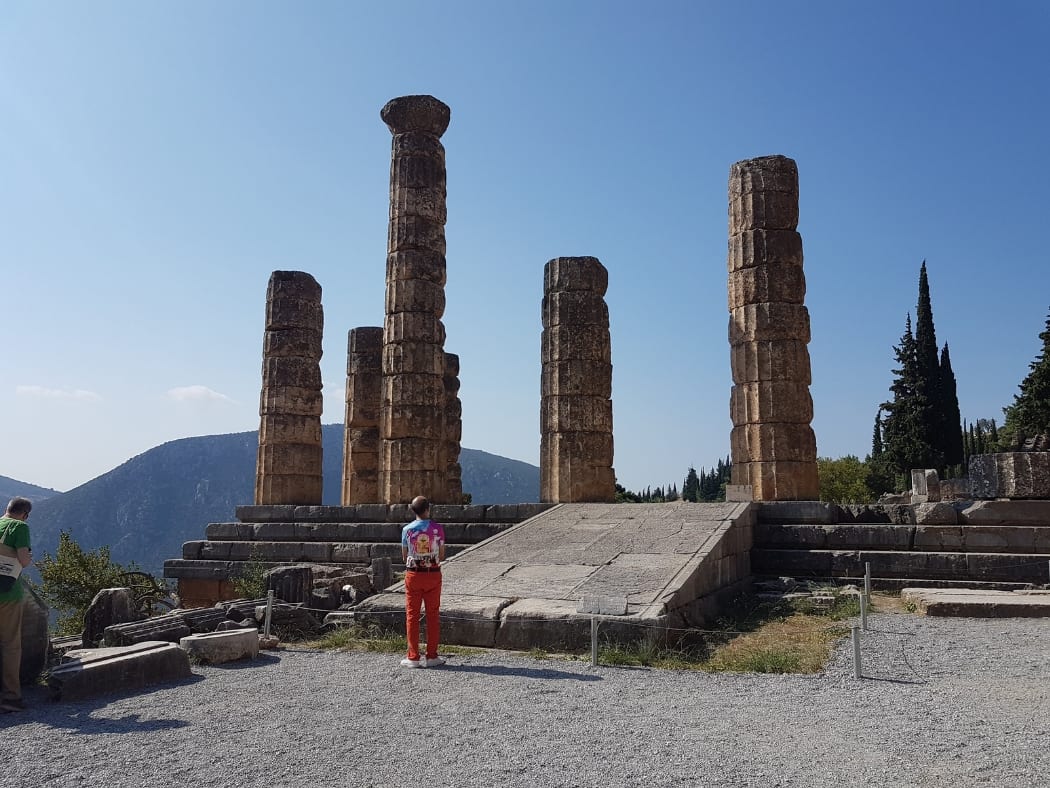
[164,502,554,607]
[751,501,1050,589]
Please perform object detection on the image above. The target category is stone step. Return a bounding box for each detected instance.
[235,503,554,524]
[167,557,419,581]
[901,587,1050,617]
[751,548,1050,584]
[179,541,471,563]
[755,523,1050,553]
[205,521,511,543]
[752,575,1038,592]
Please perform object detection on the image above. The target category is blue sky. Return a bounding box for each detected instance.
[2,1,1048,493]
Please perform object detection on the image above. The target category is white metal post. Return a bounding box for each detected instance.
[864,562,872,597]
[851,625,862,679]
[263,589,274,637]
[860,591,868,631]
[591,616,598,667]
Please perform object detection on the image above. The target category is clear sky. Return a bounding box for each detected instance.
[2,1,1048,494]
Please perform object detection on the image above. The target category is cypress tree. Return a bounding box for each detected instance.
[871,409,884,458]
[913,262,945,468]
[1002,308,1050,443]
[939,343,964,466]
[683,467,700,502]
[882,314,937,473]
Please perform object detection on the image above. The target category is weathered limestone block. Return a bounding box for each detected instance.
[385,278,446,316]
[265,565,313,604]
[730,423,817,464]
[262,327,323,360]
[385,312,446,345]
[262,357,323,389]
[541,395,614,433]
[910,468,941,502]
[381,94,451,136]
[382,438,443,470]
[266,298,323,332]
[83,588,139,647]
[382,343,445,375]
[541,431,616,503]
[254,474,322,506]
[728,264,806,311]
[381,405,447,440]
[259,386,323,417]
[389,185,447,224]
[382,470,446,504]
[388,216,447,256]
[104,615,192,647]
[729,303,811,344]
[268,271,322,302]
[544,256,609,294]
[384,373,445,406]
[541,360,613,398]
[180,630,259,664]
[541,291,610,328]
[445,352,463,504]
[727,229,804,272]
[728,155,799,231]
[258,414,322,445]
[386,250,447,286]
[542,325,612,363]
[730,340,812,384]
[731,461,819,502]
[970,453,1050,499]
[343,327,383,505]
[49,642,191,701]
[730,381,814,424]
[257,443,323,475]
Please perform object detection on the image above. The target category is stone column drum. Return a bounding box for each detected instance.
[540,257,615,503]
[379,95,451,503]
[342,326,383,504]
[255,271,324,505]
[444,352,463,504]
[727,155,818,500]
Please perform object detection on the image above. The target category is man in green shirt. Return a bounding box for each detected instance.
[0,497,33,712]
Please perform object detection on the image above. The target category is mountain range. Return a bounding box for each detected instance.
[9,424,539,575]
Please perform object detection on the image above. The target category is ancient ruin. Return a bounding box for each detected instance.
[255,271,324,505]
[444,352,463,504]
[379,94,454,504]
[540,257,615,503]
[342,326,383,504]
[727,155,819,501]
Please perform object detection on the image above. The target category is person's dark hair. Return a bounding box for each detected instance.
[410,496,430,517]
[6,497,31,517]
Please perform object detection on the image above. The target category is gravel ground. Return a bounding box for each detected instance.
[2,612,1048,788]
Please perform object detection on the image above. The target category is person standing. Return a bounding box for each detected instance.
[0,497,33,712]
[400,496,446,668]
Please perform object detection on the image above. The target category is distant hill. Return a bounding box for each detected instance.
[0,475,61,504]
[28,424,539,575]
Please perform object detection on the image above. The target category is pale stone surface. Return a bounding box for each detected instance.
[901,587,1050,618]
[731,461,819,501]
[970,452,1050,499]
[444,352,463,504]
[179,629,259,664]
[728,264,806,311]
[343,327,382,505]
[727,229,804,272]
[730,340,812,385]
[256,271,324,505]
[49,641,192,701]
[730,422,817,464]
[957,499,1050,525]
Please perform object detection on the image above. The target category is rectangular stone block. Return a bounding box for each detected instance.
[729,303,810,343]
[384,312,446,345]
[731,423,816,464]
[257,443,323,476]
[260,414,322,445]
[384,277,446,317]
[380,404,445,440]
[756,502,836,525]
[331,542,373,563]
[345,380,380,426]
[387,214,446,256]
[342,471,379,506]
[266,298,323,332]
[390,152,446,190]
[727,229,804,273]
[541,325,611,363]
[268,271,321,302]
[969,453,1050,499]
[540,395,613,433]
[382,344,445,376]
[727,263,806,310]
[540,432,615,503]
[729,190,799,232]
[235,505,296,523]
[390,184,447,223]
[729,157,798,196]
[254,473,322,506]
[386,250,447,286]
[732,461,819,501]
[544,257,609,296]
[262,357,322,389]
[730,340,812,384]
[541,359,613,398]
[381,438,443,470]
[259,386,323,417]
[262,327,322,360]
[383,373,444,406]
[49,641,192,702]
[730,380,814,424]
[541,291,609,329]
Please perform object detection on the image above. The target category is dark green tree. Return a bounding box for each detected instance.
[1002,309,1050,444]
[939,343,964,467]
[882,314,938,475]
[682,467,700,502]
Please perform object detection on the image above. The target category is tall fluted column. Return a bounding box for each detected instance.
[540,257,615,502]
[342,326,383,504]
[727,155,818,500]
[379,95,451,503]
[255,271,324,505]
[444,352,463,504]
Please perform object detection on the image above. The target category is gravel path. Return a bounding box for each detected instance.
[2,613,1048,788]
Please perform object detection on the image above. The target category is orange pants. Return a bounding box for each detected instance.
[404,570,442,661]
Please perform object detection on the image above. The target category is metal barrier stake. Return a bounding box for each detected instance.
[860,592,868,631]
[591,616,598,667]
[264,589,274,638]
[851,625,862,679]
[864,562,872,597]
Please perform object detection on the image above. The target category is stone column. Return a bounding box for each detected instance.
[379,95,451,504]
[444,352,463,504]
[540,257,615,503]
[255,271,324,505]
[342,326,383,504]
[727,155,818,500]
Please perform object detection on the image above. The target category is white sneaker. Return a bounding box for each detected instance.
[400,657,423,669]
[424,656,446,668]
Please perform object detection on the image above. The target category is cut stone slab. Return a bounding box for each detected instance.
[49,641,192,701]
[901,587,1050,617]
[957,500,1050,526]
[180,629,260,664]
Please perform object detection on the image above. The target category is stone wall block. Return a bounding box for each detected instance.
[390,185,447,224]
[262,357,323,390]
[260,414,322,445]
[381,438,443,471]
[391,128,447,156]
[345,377,381,425]
[382,343,445,376]
[267,271,322,302]
[381,405,447,440]
[259,386,323,417]
[729,155,799,197]
[727,264,806,311]
[348,326,383,355]
[385,278,446,317]
[729,191,799,232]
[731,461,819,501]
[730,381,814,425]
[727,230,804,273]
[729,303,811,344]
[543,257,609,296]
[390,153,447,189]
[262,328,323,360]
[387,215,447,256]
[383,373,444,406]
[255,474,324,506]
[386,250,447,286]
[542,325,612,363]
[541,395,613,433]
[541,291,610,329]
[541,360,614,398]
[257,443,323,476]
[730,423,817,464]
[381,470,447,504]
[265,298,324,332]
[385,312,446,345]
[730,340,812,384]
